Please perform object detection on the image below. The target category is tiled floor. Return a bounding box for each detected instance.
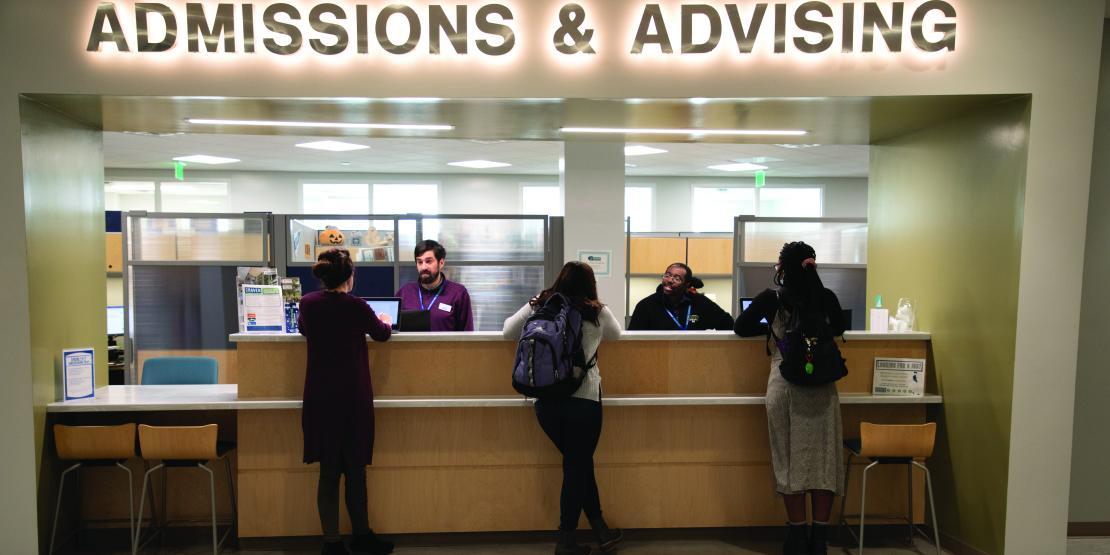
[1069,537,1110,555]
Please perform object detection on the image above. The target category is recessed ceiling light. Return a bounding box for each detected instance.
[707,162,768,172]
[295,140,370,152]
[561,127,807,136]
[172,154,240,165]
[624,145,668,156]
[187,118,454,131]
[447,160,512,169]
[340,162,352,166]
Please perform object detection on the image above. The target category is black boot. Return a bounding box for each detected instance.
[588,516,624,552]
[321,540,350,555]
[782,523,808,555]
[555,530,594,555]
[349,529,394,555]
[809,523,829,555]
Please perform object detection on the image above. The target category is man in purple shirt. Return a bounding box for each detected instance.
[395,240,475,331]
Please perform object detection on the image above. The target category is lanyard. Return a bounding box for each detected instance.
[418,283,444,311]
[664,305,693,330]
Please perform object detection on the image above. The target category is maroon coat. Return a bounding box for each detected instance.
[298,290,391,466]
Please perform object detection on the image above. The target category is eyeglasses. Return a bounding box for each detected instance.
[661,273,686,282]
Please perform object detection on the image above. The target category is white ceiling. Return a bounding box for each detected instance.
[104,132,869,178]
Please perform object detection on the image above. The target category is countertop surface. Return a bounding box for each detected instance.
[230,330,932,343]
[47,385,943,412]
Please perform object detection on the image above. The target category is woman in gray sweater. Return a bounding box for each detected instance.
[503,261,623,555]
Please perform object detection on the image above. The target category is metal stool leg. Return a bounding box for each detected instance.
[907,463,914,545]
[115,462,135,555]
[858,461,879,555]
[134,463,163,555]
[48,463,82,555]
[199,463,218,554]
[913,461,942,555]
[839,452,854,544]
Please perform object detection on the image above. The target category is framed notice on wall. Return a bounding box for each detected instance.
[577,250,611,277]
[62,348,95,401]
[872,357,926,397]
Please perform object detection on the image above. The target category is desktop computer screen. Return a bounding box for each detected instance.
[107,306,124,336]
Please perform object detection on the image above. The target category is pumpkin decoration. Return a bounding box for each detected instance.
[318,228,345,246]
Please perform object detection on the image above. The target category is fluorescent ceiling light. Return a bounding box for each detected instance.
[447,160,511,169]
[625,163,637,167]
[172,154,240,165]
[689,97,710,105]
[104,182,154,193]
[707,162,768,172]
[624,145,668,156]
[561,127,807,136]
[187,118,454,131]
[295,140,370,152]
[775,143,822,149]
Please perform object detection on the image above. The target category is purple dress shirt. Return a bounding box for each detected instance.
[395,278,475,331]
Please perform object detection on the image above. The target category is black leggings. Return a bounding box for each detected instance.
[317,451,370,541]
[535,396,604,531]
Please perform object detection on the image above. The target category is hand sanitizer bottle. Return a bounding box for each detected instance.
[870,294,889,333]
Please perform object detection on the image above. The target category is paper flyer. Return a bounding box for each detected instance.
[872,357,926,397]
[242,284,285,332]
[62,348,95,400]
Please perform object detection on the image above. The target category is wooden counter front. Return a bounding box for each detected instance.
[233,332,934,538]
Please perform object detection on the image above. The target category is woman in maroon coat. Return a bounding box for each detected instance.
[298,248,394,555]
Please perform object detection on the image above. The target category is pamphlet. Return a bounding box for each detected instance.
[62,348,95,400]
[242,284,285,332]
[872,357,926,396]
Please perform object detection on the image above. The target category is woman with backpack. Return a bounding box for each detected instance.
[298,248,395,555]
[734,241,847,555]
[503,261,624,555]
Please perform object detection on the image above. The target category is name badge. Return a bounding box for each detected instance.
[438,302,453,313]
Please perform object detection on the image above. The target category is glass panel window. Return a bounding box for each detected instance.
[624,186,653,232]
[373,184,438,214]
[691,187,755,232]
[105,181,156,212]
[302,183,370,215]
[522,185,561,216]
[160,181,229,213]
[758,188,823,217]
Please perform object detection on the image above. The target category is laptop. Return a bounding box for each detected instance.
[739,297,768,324]
[398,309,432,332]
[361,297,401,330]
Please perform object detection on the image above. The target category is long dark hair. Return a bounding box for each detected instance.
[531,261,604,323]
[774,241,825,311]
[312,248,354,290]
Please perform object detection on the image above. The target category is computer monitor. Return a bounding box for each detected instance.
[398,309,432,332]
[739,297,768,324]
[106,305,125,335]
[362,297,401,329]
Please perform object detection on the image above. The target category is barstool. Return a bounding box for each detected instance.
[134,424,236,554]
[49,423,137,555]
[838,422,942,555]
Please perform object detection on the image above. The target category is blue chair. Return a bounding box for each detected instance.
[141,357,218,385]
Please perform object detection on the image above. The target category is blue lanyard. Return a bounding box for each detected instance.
[664,305,693,330]
[418,283,443,311]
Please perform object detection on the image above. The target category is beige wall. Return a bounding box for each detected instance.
[1069,20,1110,525]
[0,1,1105,552]
[868,98,1030,554]
[20,97,107,549]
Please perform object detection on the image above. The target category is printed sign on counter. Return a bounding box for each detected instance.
[63,348,95,400]
[242,284,286,332]
[872,357,926,397]
[577,250,611,277]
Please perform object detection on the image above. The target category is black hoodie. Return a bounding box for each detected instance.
[627,285,735,331]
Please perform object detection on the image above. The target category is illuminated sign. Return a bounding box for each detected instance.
[86,1,957,57]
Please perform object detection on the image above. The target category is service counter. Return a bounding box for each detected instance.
[49,331,939,540]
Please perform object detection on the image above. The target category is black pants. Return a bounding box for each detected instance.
[535,396,604,531]
[317,447,370,542]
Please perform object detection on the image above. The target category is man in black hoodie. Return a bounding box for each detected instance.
[628,262,735,331]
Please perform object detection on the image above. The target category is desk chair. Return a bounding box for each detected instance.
[140,357,218,385]
[839,422,941,555]
[134,424,236,554]
[50,423,137,555]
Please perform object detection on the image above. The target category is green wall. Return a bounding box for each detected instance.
[1069,20,1110,526]
[19,97,105,549]
[868,98,1030,555]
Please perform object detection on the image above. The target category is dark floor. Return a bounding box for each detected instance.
[59,526,956,555]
